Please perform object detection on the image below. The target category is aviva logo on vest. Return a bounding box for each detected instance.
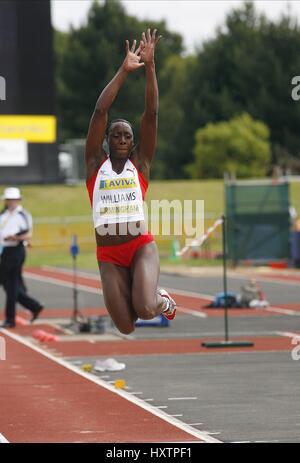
[99,178,137,190]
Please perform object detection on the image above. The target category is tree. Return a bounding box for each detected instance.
[154,54,196,178]
[54,0,300,178]
[182,1,300,173]
[186,113,271,178]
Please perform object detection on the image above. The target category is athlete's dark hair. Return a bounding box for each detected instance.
[107,119,134,136]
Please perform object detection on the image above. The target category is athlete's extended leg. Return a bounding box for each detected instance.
[130,241,174,320]
[98,261,137,335]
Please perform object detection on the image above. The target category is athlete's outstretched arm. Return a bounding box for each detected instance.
[85,40,144,178]
[137,29,161,167]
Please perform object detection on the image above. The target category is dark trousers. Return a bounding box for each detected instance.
[0,245,42,323]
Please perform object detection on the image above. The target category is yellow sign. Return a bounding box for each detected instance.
[100,204,141,216]
[0,115,56,143]
[99,178,137,190]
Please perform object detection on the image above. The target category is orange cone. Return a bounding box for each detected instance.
[114,379,126,389]
[32,329,45,340]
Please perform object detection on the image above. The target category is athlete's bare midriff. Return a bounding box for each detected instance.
[95,220,147,246]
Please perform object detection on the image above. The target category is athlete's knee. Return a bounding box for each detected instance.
[115,321,135,335]
[132,291,159,320]
[134,303,157,320]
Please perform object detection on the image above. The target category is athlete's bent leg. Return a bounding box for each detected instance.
[130,241,166,320]
[99,261,137,335]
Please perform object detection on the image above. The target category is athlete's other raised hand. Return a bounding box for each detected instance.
[122,39,145,72]
[140,28,162,65]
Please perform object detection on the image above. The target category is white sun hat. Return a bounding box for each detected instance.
[1,187,22,200]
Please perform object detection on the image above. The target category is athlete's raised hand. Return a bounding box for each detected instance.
[122,39,145,72]
[140,28,162,64]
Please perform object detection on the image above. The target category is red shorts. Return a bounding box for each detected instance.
[97,232,154,267]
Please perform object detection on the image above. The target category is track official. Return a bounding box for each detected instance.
[0,187,43,328]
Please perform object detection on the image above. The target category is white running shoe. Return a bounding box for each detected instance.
[94,358,126,372]
[157,288,177,320]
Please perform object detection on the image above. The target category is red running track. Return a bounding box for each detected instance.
[38,335,296,357]
[0,332,206,443]
[1,266,297,443]
[22,267,285,319]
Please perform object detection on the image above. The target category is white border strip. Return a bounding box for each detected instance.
[276,331,300,338]
[42,266,100,279]
[40,266,215,300]
[0,433,9,443]
[265,307,300,317]
[2,329,222,444]
[25,271,215,301]
[23,270,212,319]
[43,265,300,289]
[27,269,300,318]
[228,272,300,288]
[168,397,198,401]
[24,271,102,295]
[177,308,207,318]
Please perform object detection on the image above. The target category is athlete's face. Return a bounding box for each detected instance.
[108,122,134,159]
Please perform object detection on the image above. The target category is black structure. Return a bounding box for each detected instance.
[202,215,254,349]
[0,0,60,184]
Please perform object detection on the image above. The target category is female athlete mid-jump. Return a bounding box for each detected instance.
[85,29,176,334]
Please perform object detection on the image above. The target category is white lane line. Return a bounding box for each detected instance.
[177,307,207,318]
[145,398,154,402]
[130,392,144,395]
[41,265,214,300]
[165,287,214,301]
[228,272,300,287]
[0,433,9,443]
[42,266,100,279]
[177,305,207,318]
[171,414,183,417]
[187,423,203,426]
[24,269,300,319]
[168,397,198,401]
[23,271,102,295]
[265,307,300,317]
[41,266,300,305]
[276,331,300,338]
[2,329,222,444]
[155,406,168,409]
[24,271,210,319]
[254,440,279,443]
[36,267,215,301]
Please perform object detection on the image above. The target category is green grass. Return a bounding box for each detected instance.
[6,180,225,218]
[26,247,223,269]
[10,179,224,218]
[6,178,299,269]
[11,178,300,218]
[147,179,224,215]
[291,181,300,214]
[18,183,91,217]
[26,248,98,270]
